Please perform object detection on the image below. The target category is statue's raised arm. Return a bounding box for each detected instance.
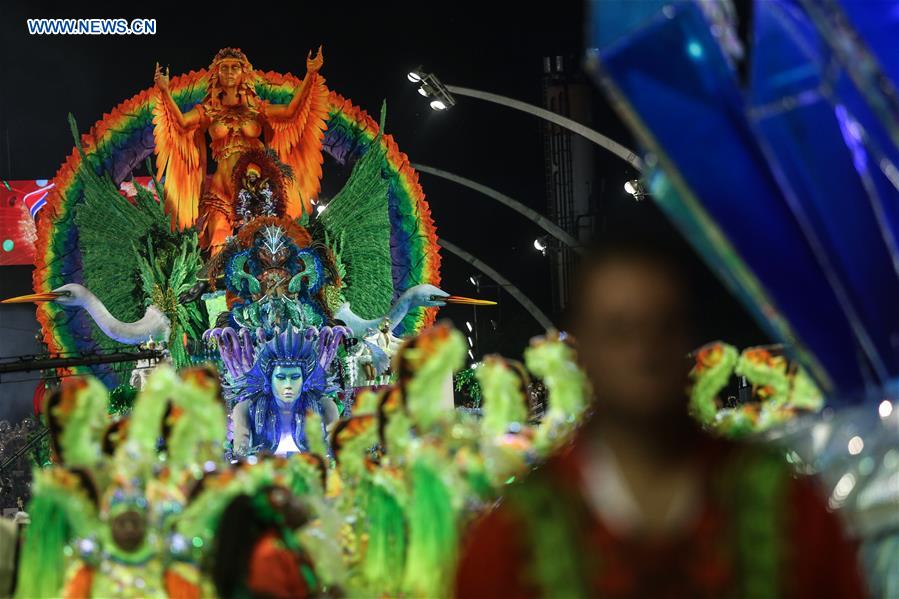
[263,46,330,219]
[152,62,208,231]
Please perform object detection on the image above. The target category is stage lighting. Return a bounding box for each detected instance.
[469,275,478,286]
[467,336,474,347]
[316,204,326,214]
[624,179,647,200]
[533,238,547,251]
[468,349,474,360]
[408,68,456,110]
[465,321,473,332]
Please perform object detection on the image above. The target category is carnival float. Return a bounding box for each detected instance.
[2,46,592,598]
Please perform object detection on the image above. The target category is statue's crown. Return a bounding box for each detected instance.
[212,47,249,64]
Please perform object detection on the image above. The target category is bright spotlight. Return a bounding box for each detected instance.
[624,179,647,200]
[467,336,474,347]
[407,71,423,83]
[316,204,326,214]
[469,275,478,286]
[468,349,474,360]
[533,238,547,252]
[465,321,473,332]
[430,99,447,111]
[418,86,429,97]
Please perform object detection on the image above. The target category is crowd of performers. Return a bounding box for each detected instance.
[13,324,593,598]
[10,240,875,598]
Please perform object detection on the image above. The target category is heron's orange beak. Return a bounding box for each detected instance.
[440,295,497,306]
[0,292,62,304]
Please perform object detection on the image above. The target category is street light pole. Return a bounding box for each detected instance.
[445,85,643,172]
[413,163,584,254]
[407,67,643,172]
[439,238,554,331]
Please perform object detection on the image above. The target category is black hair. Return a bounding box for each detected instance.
[211,492,269,598]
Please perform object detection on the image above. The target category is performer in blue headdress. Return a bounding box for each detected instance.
[230,327,344,456]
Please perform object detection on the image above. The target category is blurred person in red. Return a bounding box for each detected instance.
[455,236,866,598]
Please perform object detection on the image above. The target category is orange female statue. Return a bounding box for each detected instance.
[152,47,329,251]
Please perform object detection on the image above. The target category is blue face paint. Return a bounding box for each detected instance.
[271,365,303,407]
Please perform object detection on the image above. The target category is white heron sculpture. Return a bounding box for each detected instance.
[2,283,171,346]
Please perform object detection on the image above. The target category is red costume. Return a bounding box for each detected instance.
[456,434,866,598]
[246,531,316,599]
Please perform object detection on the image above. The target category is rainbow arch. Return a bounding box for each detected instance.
[34,69,441,382]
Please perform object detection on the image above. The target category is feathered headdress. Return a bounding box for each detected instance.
[204,47,258,107]
[237,328,327,405]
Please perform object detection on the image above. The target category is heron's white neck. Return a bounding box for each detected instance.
[66,285,171,345]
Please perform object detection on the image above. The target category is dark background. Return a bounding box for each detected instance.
[0,0,767,421]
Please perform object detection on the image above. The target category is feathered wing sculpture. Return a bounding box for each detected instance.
[69,116,205,366]
[267,68,330,219]
[151,80,207,230]
[36,71,440,384]
[69,117,180,356]
[318,103,394,320]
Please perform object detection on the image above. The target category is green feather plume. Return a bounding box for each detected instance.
[405,329,467,431]
[58,377,109,467]
[689,342,738,425]
[402,448,458,598]
[363,470,407,593]
[476,359,528,437]
[318,102,393,319]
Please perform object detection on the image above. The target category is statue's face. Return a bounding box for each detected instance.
[218,59,243,88]
[271,365,303,406]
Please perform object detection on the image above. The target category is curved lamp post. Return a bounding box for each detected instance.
[439,238,554,331]
[414,163,584,254]
[407,67,643,171]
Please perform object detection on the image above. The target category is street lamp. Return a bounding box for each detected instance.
[405,67,642,170]
[624,179,648,201]
[405,67,456,111]
[407,66,424,83]
[534,236,553,256]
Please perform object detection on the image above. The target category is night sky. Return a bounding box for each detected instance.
[0,1,767,420]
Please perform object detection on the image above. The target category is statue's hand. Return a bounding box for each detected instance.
[154,62,170,93]
[306,46,324,74]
